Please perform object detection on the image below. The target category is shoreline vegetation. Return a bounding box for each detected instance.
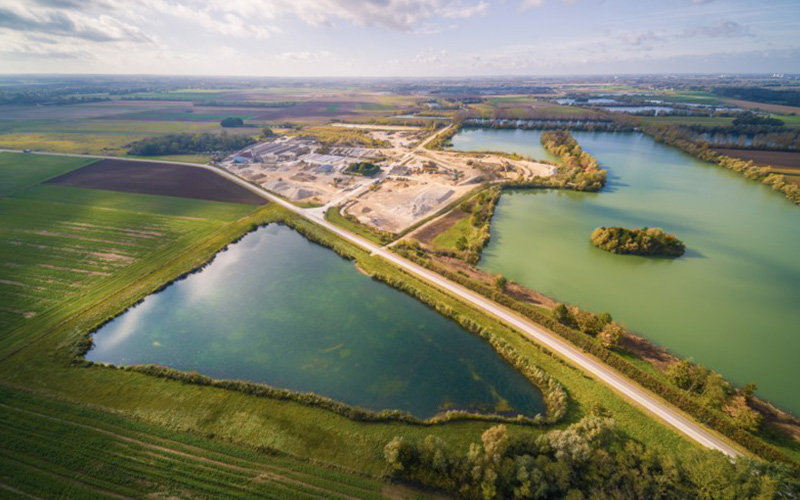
[384,417,794,499]
[590,226,686,257]
[77,213,568,428]
[392,240,796,465]
[505,130,607,192]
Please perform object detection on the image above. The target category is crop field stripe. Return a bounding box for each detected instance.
[0,402,382,500]
[0,404,373,500]
[0,387,386,499]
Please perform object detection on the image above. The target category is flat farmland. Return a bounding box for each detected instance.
[46,159,268,205]
[0,152,92,196]
[112,110,259,121]
[714,148,800,170]
[0,101,235,156]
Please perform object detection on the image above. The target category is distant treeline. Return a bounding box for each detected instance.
[461,118,630,133]
[196,101,296,108]
[127,132,255,156]
[0,93,110,106]
[714,87,800,107]
[384,416,797,500]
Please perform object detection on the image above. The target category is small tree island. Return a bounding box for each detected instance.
[345,161,381,176]
[590,226,686,257]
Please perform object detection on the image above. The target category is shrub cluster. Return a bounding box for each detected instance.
[220,117,245,127]
[424,124,460,151]
[384,417,797,499]
[449,187,501,264]
[590,226,686,257]
[127,132,255,156]
[345,161,381,176]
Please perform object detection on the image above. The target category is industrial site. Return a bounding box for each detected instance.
[222,125,556,233]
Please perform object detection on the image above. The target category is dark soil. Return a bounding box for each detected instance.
[714,149,800,170]
[46,159,266,205]
[413,209,465,245]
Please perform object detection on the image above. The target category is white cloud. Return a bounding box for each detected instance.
[682,21,753,38]
[281,50,331,61]
[413,48,447,64]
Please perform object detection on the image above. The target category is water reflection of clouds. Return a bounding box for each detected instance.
[92,297,159,354]
[179,238,249,303]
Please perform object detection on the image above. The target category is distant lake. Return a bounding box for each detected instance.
[451,129,800,415]
[87,224,545,419]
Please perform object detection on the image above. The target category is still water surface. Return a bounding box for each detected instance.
[451,128,800,414]
[88,224,545,419]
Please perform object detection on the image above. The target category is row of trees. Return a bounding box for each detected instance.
[384,417,797,499]
[553,299,764,432]
[127,132,255,156]
[345,161,381,176]
[590,226,686,257]
[453,188,502,263]
[220,117,245,127]
[648,127,800,205]
[509,130,607,192]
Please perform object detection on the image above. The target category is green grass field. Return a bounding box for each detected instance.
[0,385,392,500]
[0,153,92,196]
[118,112,258,121]
[431,213,472,251]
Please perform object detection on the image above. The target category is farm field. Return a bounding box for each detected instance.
[47,159,267,205]
[0,385,393,500]
[0,153,92,196]
[637,115,737,127]
[714,148,800,170]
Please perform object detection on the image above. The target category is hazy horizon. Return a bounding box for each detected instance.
[1,0,798,77]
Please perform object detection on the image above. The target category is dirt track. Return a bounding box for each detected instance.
[47,159,267,204]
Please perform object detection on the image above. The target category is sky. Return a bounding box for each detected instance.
[1,0,798,76]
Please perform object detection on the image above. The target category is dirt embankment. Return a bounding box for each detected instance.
[413,208,465,245]
[47,159,266,205]
[431,255,555,309]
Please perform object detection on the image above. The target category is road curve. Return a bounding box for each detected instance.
[0,148,741,457]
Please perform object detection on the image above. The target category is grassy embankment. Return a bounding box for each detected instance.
[0,154,709,478]
[0,385,390,500]
[429,188,501,263]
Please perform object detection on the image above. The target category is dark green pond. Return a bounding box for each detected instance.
[87,224,545,419]
[451,128,800,414]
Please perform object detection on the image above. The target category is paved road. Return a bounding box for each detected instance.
[1,148,741,457]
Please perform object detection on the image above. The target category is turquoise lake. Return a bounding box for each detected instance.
[87,224,545,419]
